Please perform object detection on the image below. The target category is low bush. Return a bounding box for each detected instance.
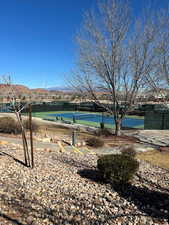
[121,146,136,158]
[97,154,139,186]
[96,128,113,137]
[86,137,104,148]
[23,119,39,132]
[0,116,21,134]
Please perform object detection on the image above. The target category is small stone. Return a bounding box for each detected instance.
[27,216,34,224]
[140,216,147,224]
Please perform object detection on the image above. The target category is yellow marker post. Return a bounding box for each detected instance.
[0,141,8,145]
[83,148,96,155]
[72,145,83,154]
[57,141,65,153]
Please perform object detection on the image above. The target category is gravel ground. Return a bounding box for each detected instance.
[0,144,169,225]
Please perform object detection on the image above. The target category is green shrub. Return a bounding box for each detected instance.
[0,117,21,134]
[121,146,136,158]
[23,119,39,132]
[86,137,104,148]
[97,154,139,186]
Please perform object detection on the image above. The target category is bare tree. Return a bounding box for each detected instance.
[0,74,34,168]
[72,0,169,135]
[143,8,169,101]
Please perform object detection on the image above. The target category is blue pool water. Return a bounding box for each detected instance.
[49,112,144,128]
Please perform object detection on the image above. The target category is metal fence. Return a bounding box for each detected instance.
[0,103,11,112]
[144,110,169,129]
[22,102,105,113]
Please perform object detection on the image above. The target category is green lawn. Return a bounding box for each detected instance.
[24,111,144,129]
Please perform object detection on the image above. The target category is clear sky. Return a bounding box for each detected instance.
[0,0,168,88]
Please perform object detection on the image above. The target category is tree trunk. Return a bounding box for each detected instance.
[115,119,121,136]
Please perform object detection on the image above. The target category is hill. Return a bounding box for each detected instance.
[0,84,49,96]
[31,88,49,93]
[0,84,30,95]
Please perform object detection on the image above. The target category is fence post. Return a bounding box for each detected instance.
[100,112,104,129]
[162,112,165,130]
[72,131,76,146]
[29,104,34,168]
[73,115,76,123]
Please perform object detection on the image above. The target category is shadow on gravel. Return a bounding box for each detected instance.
[55,155,94,169]
[0,212,24,225]
[78,169,103,183]
[136,174,169,193]
[0,151,27,167]
[78,169,169,222]
[115,184,169,222]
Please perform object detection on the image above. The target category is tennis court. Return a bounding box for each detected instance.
[49,112,144,128]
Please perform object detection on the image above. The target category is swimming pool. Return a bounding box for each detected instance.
[48,112,144,128]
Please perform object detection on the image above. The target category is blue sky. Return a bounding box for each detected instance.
[0,0,168,88]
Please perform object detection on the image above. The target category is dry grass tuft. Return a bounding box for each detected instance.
[136,151,169,170]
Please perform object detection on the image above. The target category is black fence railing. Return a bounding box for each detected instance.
[20,102,106,113]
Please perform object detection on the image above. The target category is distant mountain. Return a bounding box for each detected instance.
[47,87,74,92]
[31,88,49,93]
[0,84,49,95]
[0,84,75,96]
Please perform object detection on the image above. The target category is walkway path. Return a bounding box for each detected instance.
[0,135,97,155]
[0,134,156,156]
[126,130,169,147]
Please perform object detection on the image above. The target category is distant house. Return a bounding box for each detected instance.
[146,88,169,99]
[137,88,169,101]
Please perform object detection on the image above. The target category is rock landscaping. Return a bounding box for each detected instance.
[0,142,169,225]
